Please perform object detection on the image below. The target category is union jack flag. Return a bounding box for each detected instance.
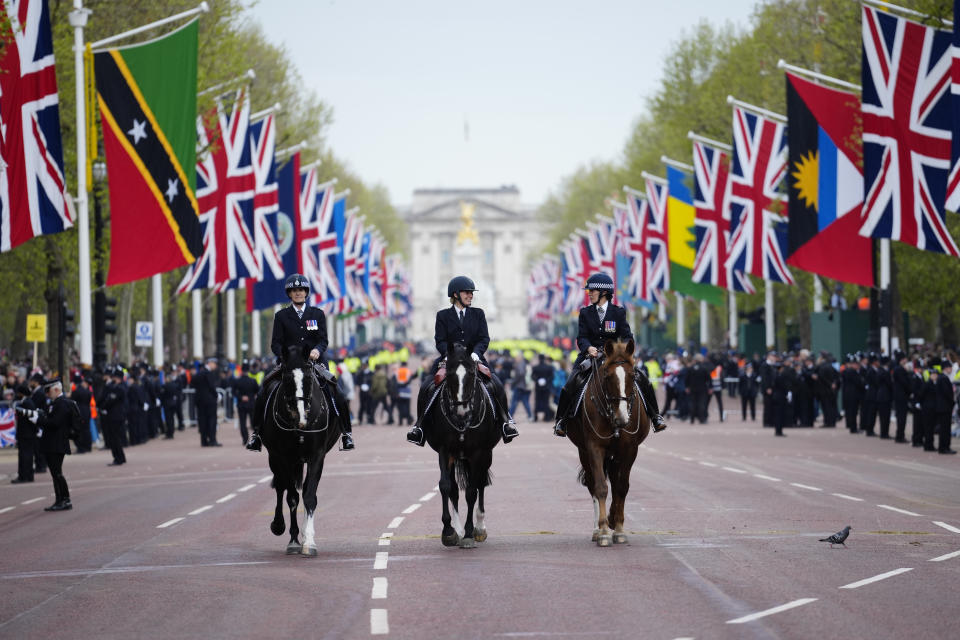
[0,0,70,253]
[527,256,562,321]
[560,238,588,313]
[621,192,656,304]
[583,217,617,279]
[360,232,386,319]
[643,177,671,296]
[691,140,755,294]
[298,168,339,306]
[334,206,366,314]
[862,5,959,256]
[727,106,794,284]
[385,254,412,326]
[178,87,257,293]
[0,406,15,447]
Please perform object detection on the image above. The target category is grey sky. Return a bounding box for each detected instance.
[250,0,759,206]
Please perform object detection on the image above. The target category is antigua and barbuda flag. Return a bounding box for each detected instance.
[786,72,874,286]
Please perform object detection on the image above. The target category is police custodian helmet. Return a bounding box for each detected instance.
[584,272,614,291]
[285,273,310,295]
[447,275,477,298]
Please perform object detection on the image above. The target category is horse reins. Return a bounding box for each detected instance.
[270,369,331,433]
[583,357,643,439]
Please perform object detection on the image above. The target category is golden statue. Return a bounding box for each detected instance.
[456,200,479,245]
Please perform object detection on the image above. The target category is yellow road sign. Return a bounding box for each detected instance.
[26,314,47,342]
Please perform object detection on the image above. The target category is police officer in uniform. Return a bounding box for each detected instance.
[29,378,75,511]
[99,367,128,465]
[406,275,519,446]
[246,274,354,452]
[892,351,912,443]
[841,355,862,433]
[234,360,259,446]
[553,273,666,437]
[11,385,38,483]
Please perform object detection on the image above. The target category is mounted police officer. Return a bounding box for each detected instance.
[246,274,354,452]
[553,273,666,437]
[406,275,520,446]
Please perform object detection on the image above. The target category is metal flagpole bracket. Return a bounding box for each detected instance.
[687,131,732,152]
[640,171,667,185]
[622,185,646,199]
[777,59,862,92]
[251,103,282,122]
[726,95,787,124]
[661,155,694,173]
[862,0,952,27]
[68,6,91,27]
[198,69,256,97]
[605,198,628,210]
[275,140,308,159]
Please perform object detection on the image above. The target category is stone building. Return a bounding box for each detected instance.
[401,186,544,343]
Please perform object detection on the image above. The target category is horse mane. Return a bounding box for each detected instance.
[601,338,636,368]
[284,345,309,369]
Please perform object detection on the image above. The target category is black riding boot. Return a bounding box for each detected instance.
[247,366,280,451]
[334,387,355,451]
[554,371,583,437]
[407,380,436,447]
[636,368,666,432]
[492,382,519,443]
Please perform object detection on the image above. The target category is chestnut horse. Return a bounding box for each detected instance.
[565,338,650,546]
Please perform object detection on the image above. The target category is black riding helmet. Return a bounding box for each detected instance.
[583,272,614,291]
[285,273,310,298]
[447,275,477,306]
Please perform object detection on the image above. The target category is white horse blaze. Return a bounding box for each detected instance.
[615,366,629,423]
[455,364,467,404]
[293,368,307,427]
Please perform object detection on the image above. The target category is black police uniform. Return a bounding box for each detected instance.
[860,362,878,436]
[12,394,38,482]
[875,362,894,438]
[892,361,912,442]
[772,364,792,436]
[98,374,128,464]
[36,392,74,510]
[816,360,840,427]
[192,364,220,446]
[234,373,259,445]
[70,382,93,452]
[935,371,955,453]
[738,369,759,421]
[841,363,862,433]
[531,357,556,422]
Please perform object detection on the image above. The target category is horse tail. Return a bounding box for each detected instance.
[577,458,611,486]
[577,467,588,486]
[453,459,492,490]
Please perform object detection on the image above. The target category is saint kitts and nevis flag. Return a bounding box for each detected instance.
[94,19,202,285]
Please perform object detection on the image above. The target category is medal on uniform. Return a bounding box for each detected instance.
[306,319,318,331]
[604,320,616,332]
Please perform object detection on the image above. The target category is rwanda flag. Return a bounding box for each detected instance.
[785,72,873,287]
[666,166,724,306]
[95,20,202,285]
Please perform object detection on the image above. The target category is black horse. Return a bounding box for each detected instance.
[417,342,500,549]
[259,345,342,555]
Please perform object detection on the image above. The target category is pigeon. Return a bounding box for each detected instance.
[819,525,852,547]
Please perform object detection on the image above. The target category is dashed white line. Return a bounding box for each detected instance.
[401,503,421,514]
[726,598,818,624]
[387,516,404,529]
[831,493,864,502]
[419,492,437,502]
[753,474,781,482]
[877,504,922,517]
[237,484,256,492]
[933,521,960,534]
[21,497,44,505]
[789,482,822,492]
[0,506,15,514]
[699,461,718,468]
[722,466,748,474]
[681,456,694,462]
[929,549,960,562]
[839,567,913,590]
[370,608,389,635]
[373,552,388,570]
[189,505,213,515]
[378,532,393,546]
[216,493,236,504]
[371,576,388,599]
[257,475,272,484]
[157,517,184,529]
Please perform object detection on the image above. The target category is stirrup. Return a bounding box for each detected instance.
[246,433,262,451]
[553,420,566,437]
[406,426,425,447]
[340,433,355,451]
[502,421,519,443]
[652,415,667,433]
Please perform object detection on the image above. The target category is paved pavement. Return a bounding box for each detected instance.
[0,403,958,639]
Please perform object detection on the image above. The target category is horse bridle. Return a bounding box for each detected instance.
[584,356,642,439]
[271,367,330,433]
[439,368,488,435]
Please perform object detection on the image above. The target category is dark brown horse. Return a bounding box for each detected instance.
[565,338,650,546]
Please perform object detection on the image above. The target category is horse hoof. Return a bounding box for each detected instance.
[597,534,612,547]
[474,530,487,543]
[441,533,460,547]
[302,544,318,557]
[591,529,600,542]
[286,542,301,554]
[459,537,476,549]
[613,533,628,545]
[271,521,285,536]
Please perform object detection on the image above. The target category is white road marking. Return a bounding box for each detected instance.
[877,504,922,517]
[419,492,437,501]
[699,461,718,468]
[789,483,822,492]
[370,609,389,635]
[726,598,818,624]
[21,497,44,505]
[257,475,271,483]
[722,466,747,474]
[839,567,913,589]
[2,561,271,580]
[372,576,388,599]
[237,484,256,492]
[753,474,781,482]
[402,503,422,514]
[157,517,184,529]
[387,517,404,529]
[681,456,694,462]
[374,552,388,570]
[216,493,236,504]
[378,538,391,546]
[188,505,213,515]
[0,506,15,514]
[831,493,864,502]
[929,549,960,562]
[932,521,960,534]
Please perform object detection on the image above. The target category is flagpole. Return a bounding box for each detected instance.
[726,95,787,123]
[89,2,210,49]
[880,238,891,354]
[251,310,261,357]
[728,290,738,349]
[700,299,709,349]
[250,103,282,122]
[70,1,93,367]
[660,156,694,173]
[776,60,862,91]
[687,131,732,152]
[152,274,163,366]
[813,275,823,312]
[226,289,237,361]
[676,293,685,350]
[198,68,255,97]
[765,281,775,349]
[192,290,203,358]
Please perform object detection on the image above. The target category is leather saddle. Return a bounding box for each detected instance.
[434,361,491,385]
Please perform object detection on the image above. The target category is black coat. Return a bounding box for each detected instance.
[892,365,911,403]
[874,366,893,404]
[98,382,127,425]
[935,374,955,413]
[575,303,631,367]
[842,367,862,404]
[71,386,92,423]
[531,363,554,394]
[192,368,219,407]
[37,394,73,455]
[271,304,328,361]
[234,375,259,411]
[14,396,38,440]
[435,306,490,362]
[685,364,710,393]
[738,372,760,398]
[160,380,180,408]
